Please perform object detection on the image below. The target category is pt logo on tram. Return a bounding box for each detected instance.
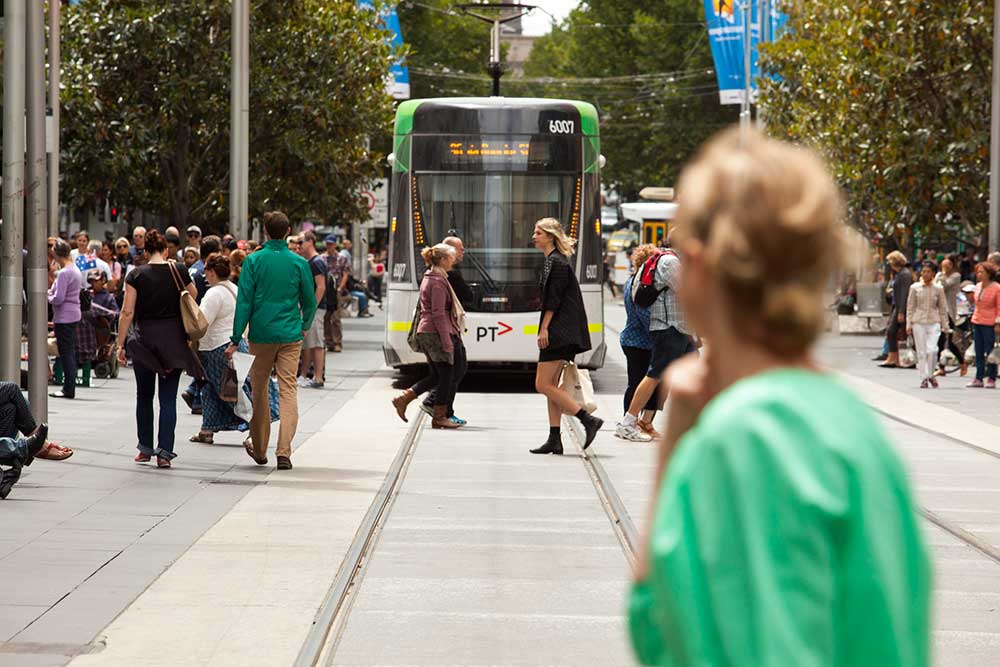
[475,322,513,342]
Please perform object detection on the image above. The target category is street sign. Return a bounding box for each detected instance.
[362,179,388,229]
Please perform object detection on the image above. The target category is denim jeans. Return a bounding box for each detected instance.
[350,290,369,313]
[0,435,29,466]
[134,361,182,459]
[973,323,997,381]
[53,322,78,398]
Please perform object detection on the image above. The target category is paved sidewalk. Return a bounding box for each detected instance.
[0,314,387,666]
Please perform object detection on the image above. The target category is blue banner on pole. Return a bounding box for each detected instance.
[703,1,787,105]
[357,1,410,100]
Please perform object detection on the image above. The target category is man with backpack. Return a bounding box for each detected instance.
[615,236,696,442]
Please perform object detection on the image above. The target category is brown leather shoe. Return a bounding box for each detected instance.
[392,389,417,422]
[431,405,460,429]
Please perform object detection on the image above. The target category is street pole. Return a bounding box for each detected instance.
[26,0,48,419]
[1,0,27,384]
[757,0,769,133]
[24,0,47,423]
[230,0,249,240]
[48,0,61,237]
[491,18,501,96]
[990,0,1000,251]
[740,0,752,138]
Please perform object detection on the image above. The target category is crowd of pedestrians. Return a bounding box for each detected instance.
[871,247,1000,390]
[0,212,385,491]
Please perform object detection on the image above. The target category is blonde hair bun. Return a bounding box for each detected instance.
[421,243,455,267]
[675,128,845,357]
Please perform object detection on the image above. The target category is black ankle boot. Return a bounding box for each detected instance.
[23,424,48,467]
[530,436,563,455]
[575,411,604,450]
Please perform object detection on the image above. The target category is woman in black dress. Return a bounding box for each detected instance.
[530,218,603,455]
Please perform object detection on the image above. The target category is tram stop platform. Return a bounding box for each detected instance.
[14,305,999,667]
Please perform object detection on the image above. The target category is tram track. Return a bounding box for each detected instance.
[565,416,640,569]
[872,408,1000,567]
[294,413,427,667]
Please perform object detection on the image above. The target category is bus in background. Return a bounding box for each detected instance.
[383,97,606,372]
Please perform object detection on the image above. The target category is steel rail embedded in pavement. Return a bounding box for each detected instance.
[295,412,427,667]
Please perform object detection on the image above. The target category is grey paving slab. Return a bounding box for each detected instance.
[0,314,388,663]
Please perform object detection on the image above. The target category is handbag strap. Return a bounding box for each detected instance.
[166,261,186,294]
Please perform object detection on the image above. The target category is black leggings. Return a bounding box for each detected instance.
[423,338,467,417]
[886,312,904,353]
[622,346,659,414]
[411,338,459,408]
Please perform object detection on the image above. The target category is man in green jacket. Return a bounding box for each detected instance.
[227,211,317,470]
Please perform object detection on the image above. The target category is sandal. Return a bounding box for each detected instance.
[189,432,214,444]
[35,441,73,461]
[243,436,267,466]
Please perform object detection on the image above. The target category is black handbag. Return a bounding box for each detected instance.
[406,302,423,353]
[219,361,240,403]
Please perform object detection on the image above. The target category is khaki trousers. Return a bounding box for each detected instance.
[324,295,343,349]
[248,341,301,459]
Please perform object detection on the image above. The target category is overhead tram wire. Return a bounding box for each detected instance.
[409,65,716,86]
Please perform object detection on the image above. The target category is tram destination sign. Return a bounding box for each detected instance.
[412,134,581,172]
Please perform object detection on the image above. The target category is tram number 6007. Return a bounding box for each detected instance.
[548,120,575,134]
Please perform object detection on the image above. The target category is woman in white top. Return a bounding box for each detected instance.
[190,255,277,443]
[906,260,950,388]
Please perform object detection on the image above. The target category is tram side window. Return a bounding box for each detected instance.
[388,175,411,283]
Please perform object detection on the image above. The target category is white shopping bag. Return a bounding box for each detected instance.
[559,362,597,414]
[232,351,256,422]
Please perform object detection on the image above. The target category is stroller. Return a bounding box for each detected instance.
[91,303,120,379]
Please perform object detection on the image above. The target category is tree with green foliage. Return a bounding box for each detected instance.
[523,0,737,198]
[60,0,395,232]
[396,1,496,99]
[760,1,992,252]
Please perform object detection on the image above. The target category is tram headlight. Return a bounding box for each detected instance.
[599,154,607,169]
[387,153,396,167]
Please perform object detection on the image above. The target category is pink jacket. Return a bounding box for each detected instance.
[416,271,459,352]
[972,281,1000,326]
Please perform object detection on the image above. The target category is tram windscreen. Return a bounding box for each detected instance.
[416,173,577,312]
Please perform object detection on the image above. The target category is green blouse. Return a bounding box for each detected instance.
[629,368,930,667]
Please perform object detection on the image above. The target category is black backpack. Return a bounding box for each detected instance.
[632,250,677,308]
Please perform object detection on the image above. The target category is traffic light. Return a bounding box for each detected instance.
[110,205,119,223]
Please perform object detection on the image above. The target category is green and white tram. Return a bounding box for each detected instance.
[383,97,606,371]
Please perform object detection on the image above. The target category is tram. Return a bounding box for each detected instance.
[383,97,606,371]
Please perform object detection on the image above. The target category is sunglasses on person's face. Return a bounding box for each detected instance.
[187,232,200,238]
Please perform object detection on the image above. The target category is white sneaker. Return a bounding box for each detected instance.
[296,377,309,387]
[615,421,652,442]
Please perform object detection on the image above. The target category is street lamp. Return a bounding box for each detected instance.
[456,3,535,97]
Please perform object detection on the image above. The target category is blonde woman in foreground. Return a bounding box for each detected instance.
[629,129,930,666]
